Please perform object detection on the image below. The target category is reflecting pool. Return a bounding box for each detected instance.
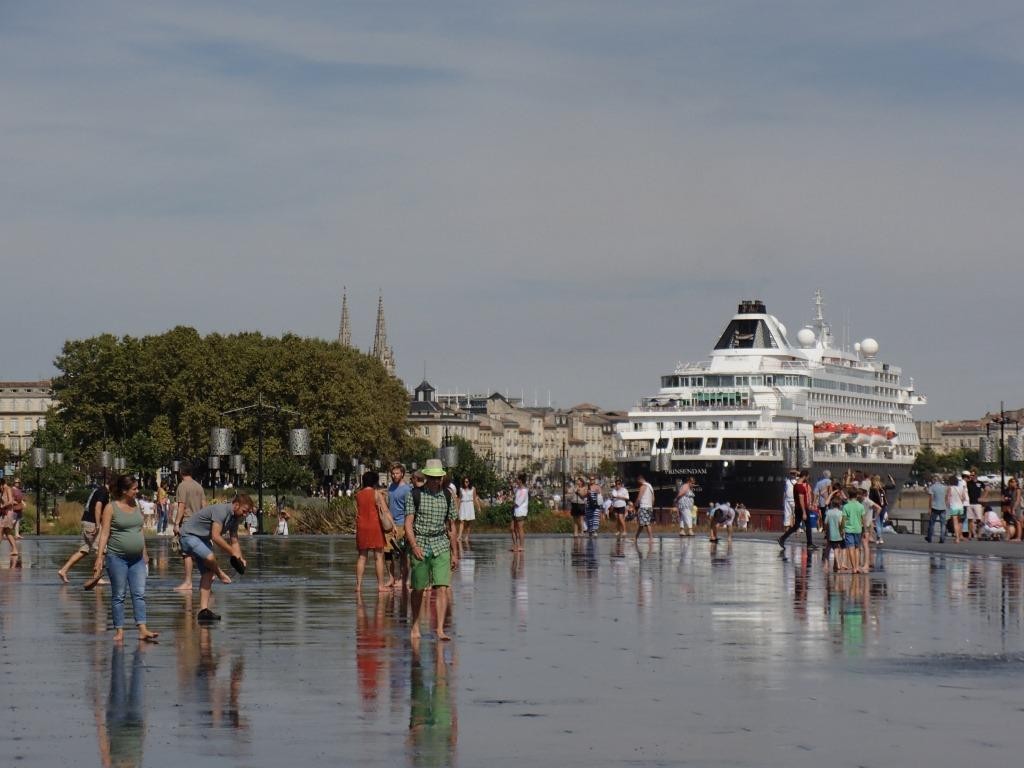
[3,535,1023,767]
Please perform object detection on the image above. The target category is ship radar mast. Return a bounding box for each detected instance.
[812,289,833,349]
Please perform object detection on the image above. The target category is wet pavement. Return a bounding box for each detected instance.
[3,534,1024,767]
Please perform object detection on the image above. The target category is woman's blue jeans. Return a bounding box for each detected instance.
[106,553,147,628]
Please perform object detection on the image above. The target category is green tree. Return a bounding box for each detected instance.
[446,436,500,498]
[50,329,410,469]
[400,436,436,469]
[262,455,314,508]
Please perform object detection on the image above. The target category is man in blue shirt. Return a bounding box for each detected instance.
[387,463,412,588]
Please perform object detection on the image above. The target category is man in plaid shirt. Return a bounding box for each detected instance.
[405,459,459,640]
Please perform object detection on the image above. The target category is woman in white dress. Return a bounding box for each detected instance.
[458,476,481,546]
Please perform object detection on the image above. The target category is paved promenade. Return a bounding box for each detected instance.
[2,535,1023,767]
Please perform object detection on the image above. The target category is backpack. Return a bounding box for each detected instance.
[410,486,453,516]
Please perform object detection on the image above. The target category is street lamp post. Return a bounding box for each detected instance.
[986,401,1021,496]
[218,393,304,535]
[32,447,46,536]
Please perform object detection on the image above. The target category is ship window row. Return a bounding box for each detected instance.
[633,420,758,431]
[644,393,752,408]
[810,378,875,394]
[661,374,813,388]
[809,392,897,415]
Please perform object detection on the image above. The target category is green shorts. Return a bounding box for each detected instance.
[410,550,451,590]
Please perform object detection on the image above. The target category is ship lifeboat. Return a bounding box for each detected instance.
[853,427,872,446]
[868,427,887,447]
[838,424,858,443]
[813,422,836,442]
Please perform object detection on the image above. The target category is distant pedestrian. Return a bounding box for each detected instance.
[634,473,655,545]
[172,463,207,592]
[89,475,159,643]
[584,476,602,537]
[868,474,894,544]
[156,484,170,535]
[925,474,947,544]
[178,495,252,623]
[675,476,696,537]
[965,470,985,539]
[814,470,832,525]
[778,470,815,550]
[355,471,388,593]
[457,476,480,547]
[823,497,845,571]
[11,478,25,538]
[736,503,750,530]
[1006,477,1023,542]
[58,479,108,583]
[610,479,629,537]
[945,474,967,543]
[387,463,412,588]
[569,478,587,538]
[842,490,867,573]
[709,501,735,543]
[275,509,290,536]
[0,477,19,558]
[783,469,796,528]
[511,474,528,551]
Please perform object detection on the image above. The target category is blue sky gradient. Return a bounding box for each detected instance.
[3,1,1023,417]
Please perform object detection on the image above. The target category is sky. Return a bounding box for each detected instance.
[3,1,1023,420]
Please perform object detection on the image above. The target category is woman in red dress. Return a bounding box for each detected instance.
[355,471,388,592]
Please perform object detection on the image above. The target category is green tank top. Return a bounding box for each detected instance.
[107,502,145,560]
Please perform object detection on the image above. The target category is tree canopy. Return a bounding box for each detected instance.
[49,328,410,474]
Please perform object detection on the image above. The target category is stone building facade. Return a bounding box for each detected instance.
[408,381,625,476]
[0,380,54,459]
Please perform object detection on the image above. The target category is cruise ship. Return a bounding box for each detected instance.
[615,293,926,510]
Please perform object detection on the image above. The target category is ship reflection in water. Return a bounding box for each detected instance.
[7,536,1024,767]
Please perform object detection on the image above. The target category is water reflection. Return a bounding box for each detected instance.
[408,640,457,768]
[357,593,389,710]
[98,645,145,768]
[11,537,1024,767]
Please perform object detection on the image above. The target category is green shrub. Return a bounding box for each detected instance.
[290,497,357,535]
[65,486,94,504]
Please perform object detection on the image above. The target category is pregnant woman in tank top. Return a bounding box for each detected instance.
[90,475,159,643]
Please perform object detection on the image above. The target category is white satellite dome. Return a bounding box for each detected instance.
[861,338,879,357]
[796,328,816,348]
[854,342,862,352]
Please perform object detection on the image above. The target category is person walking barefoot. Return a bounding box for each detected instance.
[406,460,458,640]
[457,476,480,547]
[0,477,19,560]
[58,479,109,584]
[634,473,655,545]
[354,471,388,593]
[89,475,159,643]
[511,474,528,552]
[172,463,206,592]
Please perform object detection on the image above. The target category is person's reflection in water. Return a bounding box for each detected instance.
[511,549,527,628]
[98,644,146,768]
[408,639,457,768]
[792,550,810,621]
[193,626,247,731]
[357,593,389,712]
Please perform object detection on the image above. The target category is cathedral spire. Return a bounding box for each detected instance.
[371,292,396,375]
[337,287,352,347]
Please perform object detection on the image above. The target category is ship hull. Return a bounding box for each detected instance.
[617,456,912,511]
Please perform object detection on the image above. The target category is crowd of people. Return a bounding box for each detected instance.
[34,450,1024,646]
